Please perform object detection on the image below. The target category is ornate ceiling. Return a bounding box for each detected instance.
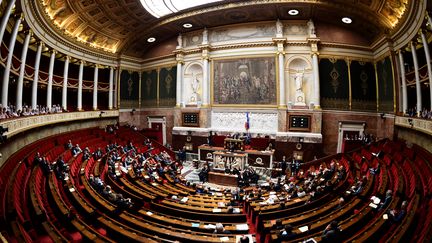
[35,0,412,58]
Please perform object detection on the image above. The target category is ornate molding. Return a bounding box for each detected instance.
[1,110,119,138]
[395,116,432,137]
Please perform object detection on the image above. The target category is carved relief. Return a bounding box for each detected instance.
[211,111,278,134]
[209,24,275,43]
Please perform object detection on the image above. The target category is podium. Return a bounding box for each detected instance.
[213,151,247,171]
[224,138,244,151]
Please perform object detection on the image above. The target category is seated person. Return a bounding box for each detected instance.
[278,224,296,242]
[214,223,231,234]
[388,200,407,223]
[378,190,393,210]
[321,221,341,242]
[71,144,82,156]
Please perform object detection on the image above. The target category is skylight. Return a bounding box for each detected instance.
[140,0,224,18]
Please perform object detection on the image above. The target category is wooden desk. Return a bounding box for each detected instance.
[198,145,274,168]
[208,171,238,186]
[213,151,247,170]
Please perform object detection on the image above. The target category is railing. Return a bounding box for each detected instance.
[0,110,119,138]
[395,116,432,136]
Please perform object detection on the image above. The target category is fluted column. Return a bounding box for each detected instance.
[77,60,84,111]
[398,51,408,114]
[278,52,286,108]
[62,56,70,110]
[93,65,99,110]
[108,67,114,109]
[46,50,56,110]
[32,42,43,110]
[312,53,321,108]
[202,57,209,106]
[114,68,118,108]
[16,30,31,111]
[420,30,432,111]
[0,0,16,45]
[176,60,182,106]
[2,15,22,107]
[410,41,422,116]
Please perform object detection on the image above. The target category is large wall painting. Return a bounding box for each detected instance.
[159,67,177,107]
[120,70,139,109]
[351,61,377,111]
[377,56,395,113]
[212,57,277,105]
[141,69,158,107]
[319,58,349,110]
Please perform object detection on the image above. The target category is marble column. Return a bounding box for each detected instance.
[398,51,408,114]
[1,15,22,107]
[420,30,432,111]
[46,50,56,110]
[93,65,98,110]
[410,41,422,116]
[202,57,209,106]
[32,42,43,110]
[0,0,16,45]
[312,53,321,108]
[176,61,182,106]
[108,67,114,109]
[62,56,70,111]
[16,30,31,111]
[114,68,118,108]
[278,52,286,108]
[77,60,84,111]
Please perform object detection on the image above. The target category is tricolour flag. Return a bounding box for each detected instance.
[245,112,250,131]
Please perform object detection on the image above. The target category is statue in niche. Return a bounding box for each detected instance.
[177,33,182,49]
[295,71,304,92]
[189,74,201,103]
[307,19,316,37]
[276,19,283,37]
[294,71,306,106]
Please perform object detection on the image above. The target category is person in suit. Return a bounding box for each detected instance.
[281,156,287,175]
[378,190,393,210]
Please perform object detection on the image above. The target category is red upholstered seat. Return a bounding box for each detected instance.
[97,227,107,236]
[67,231,82,242]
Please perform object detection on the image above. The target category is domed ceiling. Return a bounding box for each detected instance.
[34,0,412,58]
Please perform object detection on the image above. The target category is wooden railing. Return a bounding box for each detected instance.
[0,110,119,138]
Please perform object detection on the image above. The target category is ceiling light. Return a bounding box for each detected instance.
[183,23,193,28]
[342,17,352,24]
[147,37,156,42]
[288,9,299,16]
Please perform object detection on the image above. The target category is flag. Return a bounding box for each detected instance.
[245,112,250,131]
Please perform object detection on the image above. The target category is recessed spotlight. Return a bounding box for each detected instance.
[183,23,193,28]
[342,17,352,24]
[147,37,156,42]
[288,9,299,16]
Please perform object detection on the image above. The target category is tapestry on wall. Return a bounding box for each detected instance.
[141,69,158,107]
[213,57,277,105]
[377,56,394,113]
[319,58,349,110]
[159,67,177,107]
[350,61,377,111]
[120,70,139,109]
